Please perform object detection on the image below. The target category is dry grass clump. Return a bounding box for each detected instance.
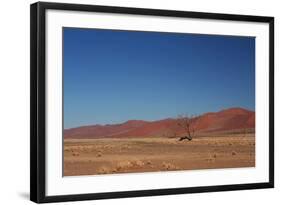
[96,151,102,157]
[97,167,111,174]
[132,160,145,167]
[205,158,213,162]
[121,145,131,150]
[116,161,133,171]
[103,145,113,149]
[114,160,149,172]
[205,152,218,162]
[162,162,179,170]
[146,160,152,166]
[72,152,79,157]
[64,147,71,152]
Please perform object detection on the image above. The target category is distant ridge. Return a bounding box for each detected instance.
[64,107,255,139]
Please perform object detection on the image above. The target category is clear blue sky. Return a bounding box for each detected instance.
[63,28,255,129]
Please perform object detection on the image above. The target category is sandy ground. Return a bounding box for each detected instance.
[64,134,255,176]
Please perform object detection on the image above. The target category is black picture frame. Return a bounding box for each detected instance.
[30,2,274,203]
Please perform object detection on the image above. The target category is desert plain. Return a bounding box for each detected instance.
[64,132,255,176]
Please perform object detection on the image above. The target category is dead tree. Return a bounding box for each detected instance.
[176,114,196,141]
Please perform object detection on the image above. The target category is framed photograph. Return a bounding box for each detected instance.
[30,2,274,203]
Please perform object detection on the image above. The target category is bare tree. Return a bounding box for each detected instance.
[176,114,197,141]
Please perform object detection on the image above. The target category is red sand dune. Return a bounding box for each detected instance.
[64,107,255,139]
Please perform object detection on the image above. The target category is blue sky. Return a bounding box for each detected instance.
[63,28,255,129]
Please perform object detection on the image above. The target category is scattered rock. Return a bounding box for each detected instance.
[98,167,110,174]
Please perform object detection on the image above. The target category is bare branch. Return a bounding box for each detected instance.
[176,114,197,141]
